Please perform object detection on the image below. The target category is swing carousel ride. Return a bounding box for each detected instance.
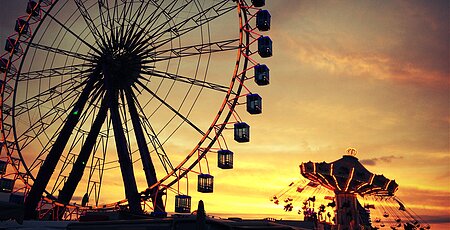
[271,149,432,230]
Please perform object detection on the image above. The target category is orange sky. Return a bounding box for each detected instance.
[223,0,449,225]
[0,0,448,227]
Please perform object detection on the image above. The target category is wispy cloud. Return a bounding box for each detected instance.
[396,186,450,214]
[273,0,449,90]
[360,155,403,166]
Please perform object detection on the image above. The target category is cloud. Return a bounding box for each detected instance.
[396,186,450,215]
[360,155,403,166]
[421,216,450,224]
[274,0,449,90]
[288,35,448,90]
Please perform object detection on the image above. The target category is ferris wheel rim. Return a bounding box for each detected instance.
[1,0,257,212]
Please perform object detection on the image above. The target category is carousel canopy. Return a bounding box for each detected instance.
[300,154,398,196]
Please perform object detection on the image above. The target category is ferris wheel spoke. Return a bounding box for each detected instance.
[57,92,109,205]
[27,42,95,62]
[88,82,107,108]
[115,0,170,55]
[130,88,175,175]
[26,118,68,173]
[14,76,88,117]
[74,0,107,47]
[141,38,240,62]
[96,0,109,38]
[43,9,102,55]
[14,72,90,116]
[116,20,144,52]
[108,90,142,214]
[111,0,130,47]
[97,0,117,38]
[141,0,234,53]
[121,0,143,30]
[21,107,81,175]
[127,0,155,26]
[17,64,93,82]
[24,73,98,219]
[17,89,83,150]
[138,0,180,30]
[97,1,123,39]
[140,69,231,94]
[135,80,206,137]
[129,0,190,52]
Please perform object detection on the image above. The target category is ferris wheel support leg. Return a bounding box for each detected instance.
[56,92,109,217]
[109,90,142,214]
[23,75,97,220]
[125,89,165,213]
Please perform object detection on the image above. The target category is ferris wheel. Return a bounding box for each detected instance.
[0,0,272,220]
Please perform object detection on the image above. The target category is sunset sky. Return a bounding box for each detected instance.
[0,0,448,227]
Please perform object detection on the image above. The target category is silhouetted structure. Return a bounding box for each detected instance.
[0,0,273,222]
[301,150,398,229]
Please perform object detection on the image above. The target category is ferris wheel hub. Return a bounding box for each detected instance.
[100,49,142,89]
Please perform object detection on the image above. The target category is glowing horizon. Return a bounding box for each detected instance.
[0,0,448,228]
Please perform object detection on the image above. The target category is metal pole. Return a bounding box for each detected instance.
[57,92,109,211]
[125,89,165,213]
[24,74,97,219]
[109,90,142,214]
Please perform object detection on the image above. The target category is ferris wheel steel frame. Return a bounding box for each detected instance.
[0,0,272,221]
